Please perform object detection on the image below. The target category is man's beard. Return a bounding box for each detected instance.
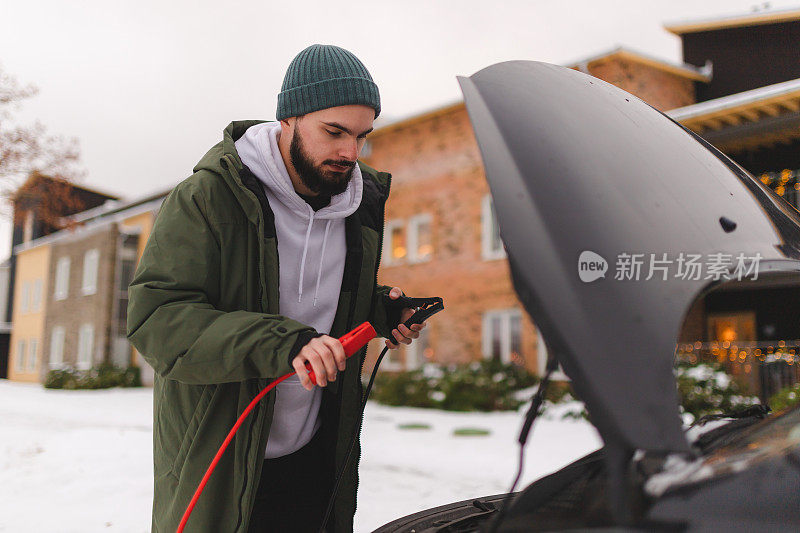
[289,129,354,196]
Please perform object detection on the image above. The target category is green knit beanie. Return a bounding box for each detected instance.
[276,44,381,121]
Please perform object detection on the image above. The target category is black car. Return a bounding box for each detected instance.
[373,61,800,533]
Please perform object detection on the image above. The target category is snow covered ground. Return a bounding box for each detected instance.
[0,380,601,532]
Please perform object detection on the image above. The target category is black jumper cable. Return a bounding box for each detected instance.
[176,294,444,533]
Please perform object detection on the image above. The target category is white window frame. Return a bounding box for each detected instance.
[32,279,42,311]
[535,326,569,380]
[407,214,433,264]
[382,219,406,266]
[54,257,70,300]
[28,338,38,372]
[82,249,99,296]
[482,308,522,364]
[481,194,507,261]
[21,281,31,313]
[50,326,66,369]
[77,323,95,370]
[15,339,26,372]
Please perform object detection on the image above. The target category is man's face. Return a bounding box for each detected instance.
[287,105,375,196]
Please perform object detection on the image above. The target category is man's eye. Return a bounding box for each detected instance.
[326,130,340,136]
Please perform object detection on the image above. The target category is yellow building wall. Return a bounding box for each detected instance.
[121,210,156,383]
[9,245,51,383]
[122,211,154,263]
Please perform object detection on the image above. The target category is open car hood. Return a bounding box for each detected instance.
[457,61,800,458]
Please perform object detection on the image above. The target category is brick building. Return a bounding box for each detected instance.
[362,8,800,388]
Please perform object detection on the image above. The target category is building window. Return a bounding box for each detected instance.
[406,327,432,370]
[408,214,433,263]
[481,194,507,261]
[115,235,139,338]
[77,323,94,370]
[28,338,38,372]
[383,220,407,266]
[82,249,99,295]
[15,339,26,372]
[482,309,522,364]
[50,327,65,369]
[535,326,568,380]
[54,257,70,300]
[32,279,42,311]
[21,281,31,313]
[381,342,404,371]
[707,312,756,343]
[384,215,434,266]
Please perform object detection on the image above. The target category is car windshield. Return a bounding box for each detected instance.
[647,406,800,497]
[701,406,800,474]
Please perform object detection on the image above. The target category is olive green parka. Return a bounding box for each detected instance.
[127,120,395,532]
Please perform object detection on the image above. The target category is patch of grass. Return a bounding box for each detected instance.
[452,427,490,437]
[397,423,432,430]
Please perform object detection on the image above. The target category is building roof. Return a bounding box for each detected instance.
[367,100,465,140]
[369,46,711,141]
[13,187,171,254]
[69,188,171,224]
[664,7,800,35]
[11,173,119,203]
[668,77,800,152]
[565,46,712,82]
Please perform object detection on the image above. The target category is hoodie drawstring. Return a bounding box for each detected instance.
[298,212,315,303]
[313,220,332,307]
[298,215,333,306]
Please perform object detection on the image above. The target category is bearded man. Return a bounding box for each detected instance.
[127,44,423,533]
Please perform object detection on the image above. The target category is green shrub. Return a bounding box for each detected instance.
[44,369,78,389]
[768,382,800,413]
[675,361,760,421]
[372,359,539,412]
[44,363,142,390]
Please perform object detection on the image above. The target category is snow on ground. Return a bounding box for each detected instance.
[0,380,601,532]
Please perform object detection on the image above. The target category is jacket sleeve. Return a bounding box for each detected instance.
[369,284,404,340]
[126,179,317,385]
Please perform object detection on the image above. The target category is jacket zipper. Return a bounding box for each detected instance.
[224,154,271,532]
[352,172,391,515]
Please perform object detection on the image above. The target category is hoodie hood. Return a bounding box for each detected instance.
[234,121,363,221]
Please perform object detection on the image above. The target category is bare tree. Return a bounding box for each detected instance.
[0,64,85,228]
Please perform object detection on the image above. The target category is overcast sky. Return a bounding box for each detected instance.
[1,0,797,257]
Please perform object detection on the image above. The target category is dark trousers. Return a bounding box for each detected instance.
[247,428,334,533]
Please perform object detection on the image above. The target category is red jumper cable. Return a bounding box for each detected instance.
[177,295,444,533]
[176,322,377,533]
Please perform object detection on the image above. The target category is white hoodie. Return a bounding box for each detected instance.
[235,121,363,458]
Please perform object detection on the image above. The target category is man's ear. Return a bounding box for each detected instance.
[279,117,295,138]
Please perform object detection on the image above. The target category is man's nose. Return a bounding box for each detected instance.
[338,138,359,162]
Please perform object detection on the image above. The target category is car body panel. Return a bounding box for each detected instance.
[455,61,800,458]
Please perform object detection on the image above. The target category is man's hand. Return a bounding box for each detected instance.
[385,287,426,349]
[291,335,347,390]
